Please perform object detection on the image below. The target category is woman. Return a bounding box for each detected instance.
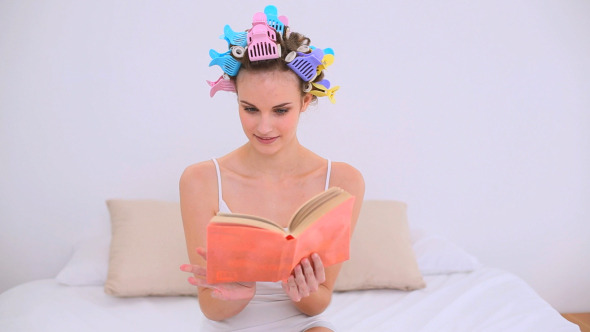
[179,5,364,331]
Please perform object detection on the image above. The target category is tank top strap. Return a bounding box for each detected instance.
[211,158,223,208]
[325,159,332,191]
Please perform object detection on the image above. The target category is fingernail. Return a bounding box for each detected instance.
[180,264,190,271]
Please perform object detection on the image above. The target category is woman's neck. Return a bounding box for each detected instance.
[239,140,311,179]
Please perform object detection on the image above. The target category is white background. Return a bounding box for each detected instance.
[1,1,588,312]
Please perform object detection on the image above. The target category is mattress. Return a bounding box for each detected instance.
[0,267,578,332]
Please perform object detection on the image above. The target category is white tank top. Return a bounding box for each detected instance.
[203,158,335,331]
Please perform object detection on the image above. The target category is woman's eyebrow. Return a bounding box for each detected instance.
[239,100,292,108]
[239,100,255,106]
[272,102,292,108]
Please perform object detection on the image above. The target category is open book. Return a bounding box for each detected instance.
[206,187,355,284]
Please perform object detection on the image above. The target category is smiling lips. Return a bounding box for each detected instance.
[254,135,279,144]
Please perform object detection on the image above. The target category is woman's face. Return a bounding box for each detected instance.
[236,69,312,155]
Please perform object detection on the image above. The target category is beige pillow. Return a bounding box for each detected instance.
[334,200,426,291]
[104,199,423,296]
[104,199,197,297]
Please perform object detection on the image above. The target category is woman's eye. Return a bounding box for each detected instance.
[274,108,289,115]
[244,107,258,113]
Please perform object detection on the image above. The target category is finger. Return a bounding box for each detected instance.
[196,247,207,260]
[188,276,222,294]
[287,275,301,302]
[236,282,255,289]
[281,278,291,294]
[188,276,203,286]
[281,280,294,295]
[301,258,318,292]
[294,265,310,298]
[188,276,214,288]
[179,264,207,277]
[311,253,326,284]
[190,279,221,299]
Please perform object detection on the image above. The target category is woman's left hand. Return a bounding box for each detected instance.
[281,253,326,302]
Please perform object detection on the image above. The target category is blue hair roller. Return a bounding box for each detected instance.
[220,25,248,47]
[209,49,241,76]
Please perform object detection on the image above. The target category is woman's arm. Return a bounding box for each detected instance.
[179,162,255,321]
[286,162,365,316]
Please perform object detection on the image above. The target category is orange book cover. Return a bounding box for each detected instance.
[206,188,355,284]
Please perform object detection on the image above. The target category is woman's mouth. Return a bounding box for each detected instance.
[254,135,278,144]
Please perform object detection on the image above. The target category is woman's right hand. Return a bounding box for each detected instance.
[180,247,256,301]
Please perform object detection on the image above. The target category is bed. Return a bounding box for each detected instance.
[0,200,579,332]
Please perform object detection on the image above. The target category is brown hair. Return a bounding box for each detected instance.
[230,30,324,102]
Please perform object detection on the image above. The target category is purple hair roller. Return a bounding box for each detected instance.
[286,48,324,82]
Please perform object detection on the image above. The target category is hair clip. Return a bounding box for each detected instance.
[315,48,335,76]
[220,25,248,48]
[207,5,339,102]
[209,49,241,76]
[206,74,236,97]
[247,12,281,61]
[310,79,339,103]
[231,46,246,58]
[264,5,288,36]
[286,48,324,82]
[297,45,310,53]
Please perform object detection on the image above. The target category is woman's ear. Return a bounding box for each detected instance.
[300,93,313,113]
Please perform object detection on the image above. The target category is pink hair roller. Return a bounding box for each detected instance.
[247,12,281,61]
[207,74,236,97]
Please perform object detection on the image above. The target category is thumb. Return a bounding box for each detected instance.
[196,247,207,260]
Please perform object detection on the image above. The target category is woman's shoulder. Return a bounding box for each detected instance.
[331,161,364,182]
[181,160,216,183]
[330,161,365,197]
[179,160,219,198]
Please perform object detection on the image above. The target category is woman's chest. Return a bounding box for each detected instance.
[223,176,326,227]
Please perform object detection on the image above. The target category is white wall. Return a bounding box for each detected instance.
[1,0,588,312]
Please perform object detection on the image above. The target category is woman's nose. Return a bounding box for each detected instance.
[257,114,273,134]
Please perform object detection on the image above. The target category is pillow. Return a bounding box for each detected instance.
[334,200,426,291]
[56,227,481,288]
[411,228,482,275]
[56,235,110,286]
[57,200,476,294]
[104,199,197,297]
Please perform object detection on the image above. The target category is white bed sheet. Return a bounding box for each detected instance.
[0,267,578,332]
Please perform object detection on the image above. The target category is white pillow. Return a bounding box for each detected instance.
[411,228,482,275]
[56,235,110,286]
